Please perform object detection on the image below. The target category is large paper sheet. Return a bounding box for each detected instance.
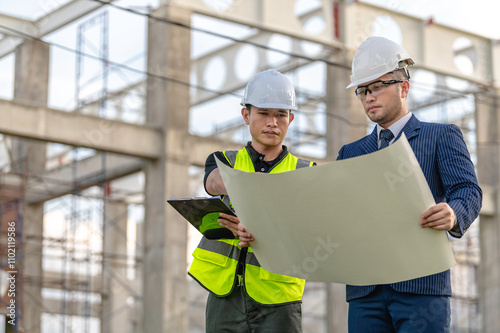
[216,134,456,285]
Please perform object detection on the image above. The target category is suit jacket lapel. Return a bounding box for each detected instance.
[397,114,420,142]
[360,127,378,154]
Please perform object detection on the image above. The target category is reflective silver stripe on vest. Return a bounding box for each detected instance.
[223,150,238,167]
[198,237,261,267]
[296,158,311,169]
[198,237,240,261]
[245,251,260,267]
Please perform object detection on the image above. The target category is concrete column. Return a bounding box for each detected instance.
[476,88,500,333]
[143,4,191,333]
[324,31,363,333]
[101,199,129,333]
[326,283,348,332]
[13,39,50,333]
[325,50,367,160]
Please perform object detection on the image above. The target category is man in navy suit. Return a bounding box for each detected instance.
[338,36,482,332]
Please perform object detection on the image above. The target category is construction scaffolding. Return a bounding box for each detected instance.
[0,1,499,332]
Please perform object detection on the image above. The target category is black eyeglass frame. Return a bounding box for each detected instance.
[354,80,405,99]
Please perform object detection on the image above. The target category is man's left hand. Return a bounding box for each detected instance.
[218,212,255,247]
[420,202,455,231]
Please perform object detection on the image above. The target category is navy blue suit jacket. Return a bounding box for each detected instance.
[337,114,482,301]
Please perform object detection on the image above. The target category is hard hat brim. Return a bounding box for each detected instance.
[240,101,298,111]
[346,71,389,89]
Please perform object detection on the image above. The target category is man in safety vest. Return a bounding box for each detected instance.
[189,69,315,332]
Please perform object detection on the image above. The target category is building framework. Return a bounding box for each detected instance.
[0,0,499,332]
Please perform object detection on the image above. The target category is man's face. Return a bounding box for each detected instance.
[357,73,409,128]
[242,106,294,150]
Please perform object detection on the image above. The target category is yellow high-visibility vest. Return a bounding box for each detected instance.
[188,147,314,305]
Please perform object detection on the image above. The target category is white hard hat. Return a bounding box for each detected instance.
[346,36,414,89]
[240,69,298,110]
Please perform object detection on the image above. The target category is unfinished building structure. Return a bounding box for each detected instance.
[0,0,499,332]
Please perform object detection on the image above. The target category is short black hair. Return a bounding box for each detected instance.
[392,68,410,80]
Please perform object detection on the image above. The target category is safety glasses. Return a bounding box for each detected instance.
[354,80,404,100]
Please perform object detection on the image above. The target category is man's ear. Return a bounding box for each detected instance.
[289,112,294,123]
[401,80,410,98]
[241,107,250,125]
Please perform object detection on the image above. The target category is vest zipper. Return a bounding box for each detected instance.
[236,247,248,286]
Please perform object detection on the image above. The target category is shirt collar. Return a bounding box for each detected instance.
[245,142,288,165]
[376,112,412,146]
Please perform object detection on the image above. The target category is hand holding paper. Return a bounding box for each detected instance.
[218,212,255,247]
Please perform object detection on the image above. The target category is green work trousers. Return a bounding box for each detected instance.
[205,284,302,333]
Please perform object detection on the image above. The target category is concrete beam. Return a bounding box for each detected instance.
[175,0,337,45]
[0,13,37,37]
[191,30,322,106]
[26,136,238,203]
[0,99,162,159]
[1,99,247,165]
[26,154,144,204]
[35,0,114,37]
[0,36,23,58]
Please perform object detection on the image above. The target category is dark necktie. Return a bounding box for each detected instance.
[379,129,394,150]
